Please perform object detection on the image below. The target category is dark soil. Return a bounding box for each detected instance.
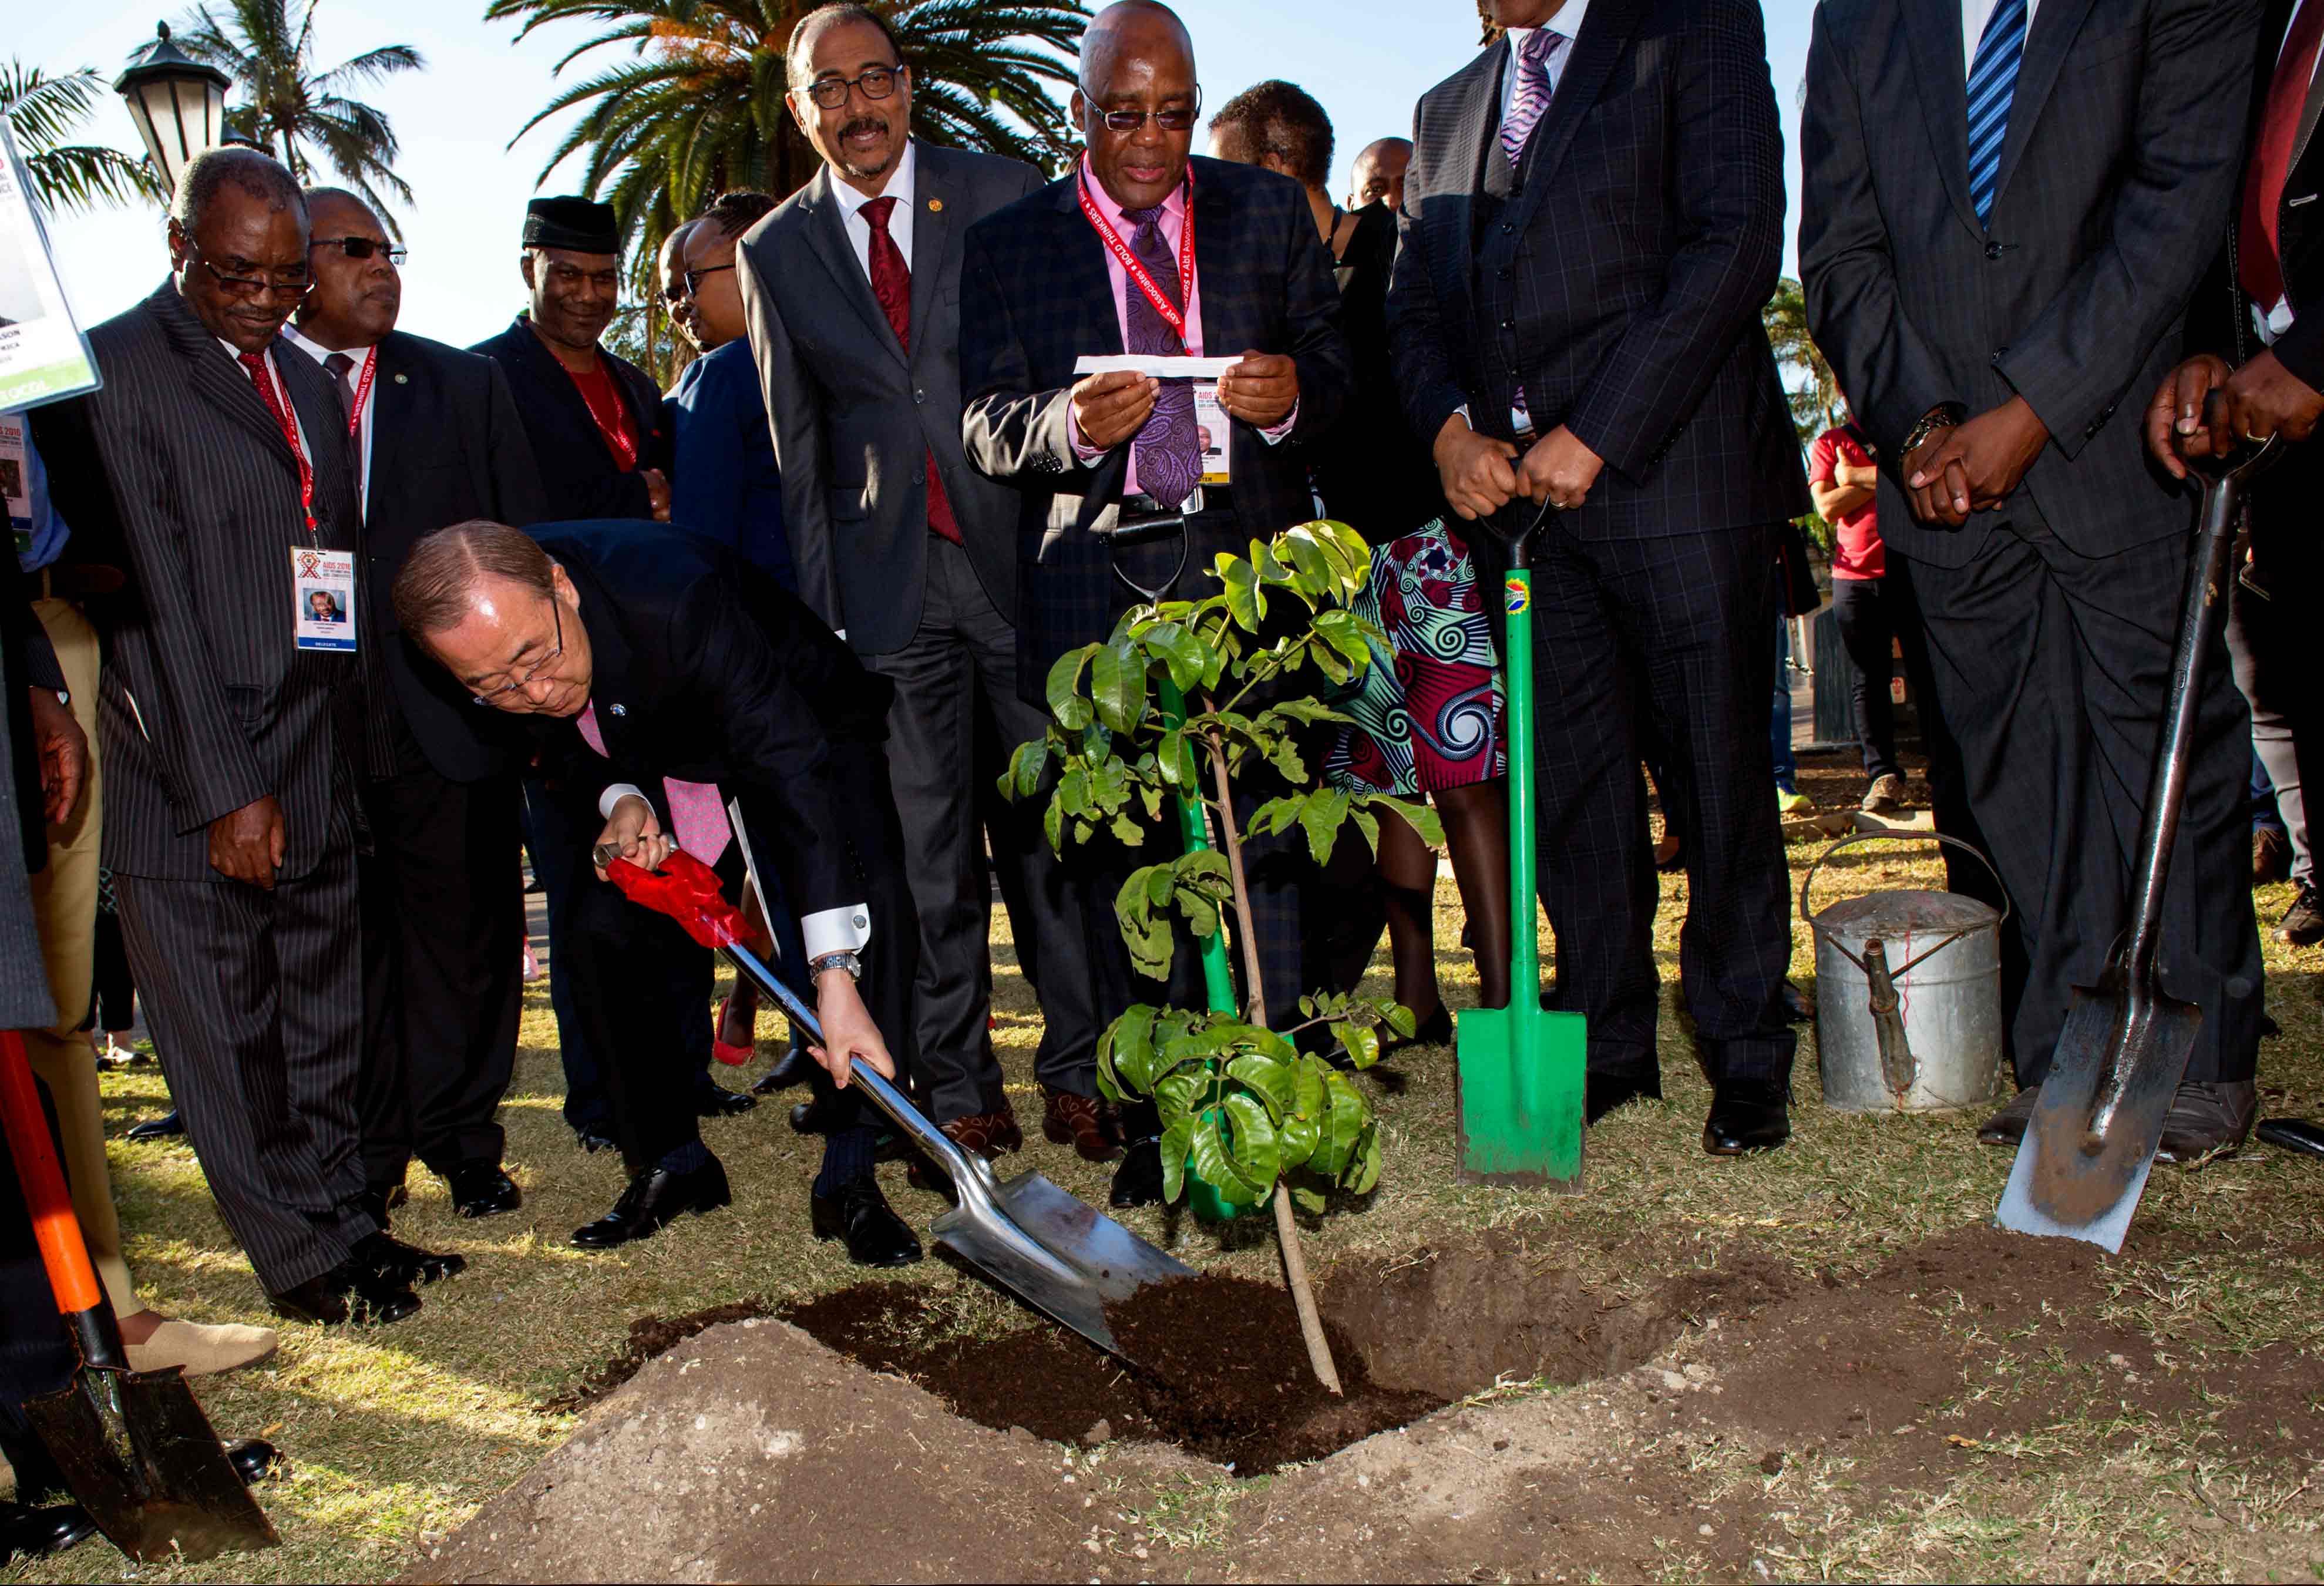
[779,1272,1444,1472]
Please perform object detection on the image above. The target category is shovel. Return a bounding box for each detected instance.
[606,852,1196,1360]
[1456,500,1588,1186]
[0,1030,278,1563]
[1996,422,2278,1251]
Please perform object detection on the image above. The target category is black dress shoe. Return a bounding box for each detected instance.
[1585,1070,1657,1125]
[269,1261,421,1326]
[1780,979,1815,1024]
[445,1161,522,1218]
[810,1180,922,1267]
[695,1080,758,1118]
[0,1499,96,1558]
[574,1124,618,1154]
[754,1037,819,1095]
[355,1229,466,1287]
[1109,1136,1166,1208]
[224,1436,282,1486]
[1977,1086,2040,1147]
[789,1089,849,1135]
[127,1109,184,1141]
[571,1157,731,1249]
[1703,1080,1792,1156]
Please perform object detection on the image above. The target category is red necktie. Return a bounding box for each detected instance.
[860,196,962,546]
[239,350,302,457]
[2239,5,2324,311]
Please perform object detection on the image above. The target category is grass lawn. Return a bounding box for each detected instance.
[13,752,2324,1584]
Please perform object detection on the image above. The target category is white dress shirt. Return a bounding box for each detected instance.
[281,322,373,513]
[834,136,918,280]
[1962,0,2043,73]
[1500,0,1590,122]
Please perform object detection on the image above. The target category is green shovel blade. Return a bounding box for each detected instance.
[1455,1002,1587,1186]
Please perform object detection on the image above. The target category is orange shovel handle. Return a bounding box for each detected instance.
[0,1029,108,1318]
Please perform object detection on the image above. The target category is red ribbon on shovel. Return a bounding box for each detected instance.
[605,849,749,953]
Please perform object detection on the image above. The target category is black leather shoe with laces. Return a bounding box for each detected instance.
[571,1157,732,1249]
[809,1180,921,1267]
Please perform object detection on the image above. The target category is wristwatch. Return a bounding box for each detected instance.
[809,950,863,982]
[1900,402,1968,456]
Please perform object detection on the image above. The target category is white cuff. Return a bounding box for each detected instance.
[1259,398,1299,444]
[599,783,650,820]
[803,904,872,960]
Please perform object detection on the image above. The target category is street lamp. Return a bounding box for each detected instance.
[114,22,231,196]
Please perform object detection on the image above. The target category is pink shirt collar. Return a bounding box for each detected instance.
[1078,153,1190,227]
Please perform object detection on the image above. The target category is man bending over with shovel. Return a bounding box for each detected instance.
[391,519,924,1266]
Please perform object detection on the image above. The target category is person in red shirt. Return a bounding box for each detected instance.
[1808,415,1928,815]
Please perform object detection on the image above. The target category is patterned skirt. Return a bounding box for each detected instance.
[1323,520,1507,797]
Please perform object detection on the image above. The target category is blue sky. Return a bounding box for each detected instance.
[18,0,1817,348]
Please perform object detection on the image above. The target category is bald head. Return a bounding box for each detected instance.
[1348,137,1412,213]
[1074,1,1199,212]
[1080,0,1194,97]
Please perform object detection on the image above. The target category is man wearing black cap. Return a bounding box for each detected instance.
[470,197,672,524]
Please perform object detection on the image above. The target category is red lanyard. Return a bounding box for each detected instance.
[248,352,317,537]
[1078,165,1197,347]
[343,346,378,438]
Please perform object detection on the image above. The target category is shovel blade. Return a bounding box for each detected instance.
[26,1367,277,1564]
[1995,973,2200,1252]
[1454,1004,1587,1188]
[931,1170,1198,1362]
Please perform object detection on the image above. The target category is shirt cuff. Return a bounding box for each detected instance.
[1259,399,1299,445]
[1068,405,1105,464]
[803,904,873,960]
[599,783,650,820]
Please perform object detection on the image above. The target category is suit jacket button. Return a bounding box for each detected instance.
[914,388,925,404]
[1985,241,2004,260]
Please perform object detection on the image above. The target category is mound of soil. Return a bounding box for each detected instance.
[542,1299,770,1413]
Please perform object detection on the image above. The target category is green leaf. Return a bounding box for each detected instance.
[1330,1020,1381,1071]
[1146,622,1207,693]
[1290,1179,1327,1214]
[1057,765,1090,818]
[1269,737,1309,786]
[1348,1129,1383,1195]
[1111,812,1145,846]
[1089,635,1146,734]
[1311,1071,1371,1177]
[1155,1068,1210,1123]
[1373,795,1446,849]
[1222,1092,1283,1188]
[1104,1004,1159,1094]
[1042,796,1063,855]
[1225,1053,1293,1120]
[1246,795,1304,839]
[1299,788,1350,866]
[1005,735,1052,800]
[1282,527,1334,593]
[1313,607,1378,676]
[1350,806,1380,858]
[1046,646,1095,730]
[1377,998,1419,1039]
[1188,1113,1265,1206]
[1220,555,1266,631]
[1159,1114,1193,1205]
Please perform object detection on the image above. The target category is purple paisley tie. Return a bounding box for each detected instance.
[1122,204,1201,509]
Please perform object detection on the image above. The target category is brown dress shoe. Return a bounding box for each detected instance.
[1977,1086,2040,1147]
[906,1107,1022,1195]
[2154,1080,2258,1165]
[1041,1085,1124,1163]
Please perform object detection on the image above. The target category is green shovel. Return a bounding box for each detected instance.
[1455,501,1587,1187]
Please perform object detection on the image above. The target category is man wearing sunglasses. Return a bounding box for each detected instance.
[282,186,549,1235]
[27,147,442,1326]
[959,0,1351,1207]
[739,3,1108,1192]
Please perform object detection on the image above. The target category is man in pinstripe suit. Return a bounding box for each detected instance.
[1386,0,1810,1153]
[51,149,452,1325]
[1801,0,2269,1161]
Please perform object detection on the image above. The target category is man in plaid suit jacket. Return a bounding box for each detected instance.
[1386,0,1810,1154]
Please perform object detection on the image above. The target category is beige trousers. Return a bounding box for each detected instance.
[23,596,142,1316]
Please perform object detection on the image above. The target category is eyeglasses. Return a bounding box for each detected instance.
[681,263,733,297]
[801,65,902,110]
[187,243,311,300]
[311,236,408,266]
[1088,88,1202,134]
[470,601,565,704]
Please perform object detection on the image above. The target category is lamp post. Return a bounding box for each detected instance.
[113,22,231,196]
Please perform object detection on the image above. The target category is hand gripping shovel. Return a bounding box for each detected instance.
[1996,422,2279,1251]
[0,1030,277,1563]
[607,853,1196,1360]
[1456,500,1588,1186]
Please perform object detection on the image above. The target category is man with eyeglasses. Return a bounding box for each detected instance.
[471,197,672,525]
[739,2,1110,1195]
[280,185,549,1234]
[25,147,443,1325]
[959,0,1351,1206]
[391,519,921,1264]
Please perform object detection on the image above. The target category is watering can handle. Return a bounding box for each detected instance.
[1798,829,2012,943]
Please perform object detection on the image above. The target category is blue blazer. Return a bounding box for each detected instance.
[668,340,795,592]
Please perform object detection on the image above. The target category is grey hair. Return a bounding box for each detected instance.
[394,520,556,639]
[785,3,903,91]
[171,146,307,234]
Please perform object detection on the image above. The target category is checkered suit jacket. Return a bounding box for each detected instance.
[1800,0,2262,568]
[958,156,1353,700]
[1386,0,1809,542]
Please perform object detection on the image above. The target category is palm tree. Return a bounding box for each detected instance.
[1764,275,1844,443]
[1,62,165,214]
[168,0,423,237]
[486,0,1088,381]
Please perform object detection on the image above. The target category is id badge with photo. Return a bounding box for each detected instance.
[291,546,357,651]
[1,415,28,556]
[1192,386,1232,486]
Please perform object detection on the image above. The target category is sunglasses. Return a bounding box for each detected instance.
[187,243,311,300]
[311,236,408,265]
[1087,86,1202,134]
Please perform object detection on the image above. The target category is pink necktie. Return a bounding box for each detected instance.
[1501,29,1568,168]
[577,703,731,866]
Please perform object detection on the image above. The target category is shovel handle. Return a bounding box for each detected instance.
[0,1030,125,1369]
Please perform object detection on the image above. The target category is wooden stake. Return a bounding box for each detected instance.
[1273,1182,1343,1396]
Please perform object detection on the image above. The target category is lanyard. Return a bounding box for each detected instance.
[342,346,378,439]
[1078,166,1197,346]
[250,352,317,538]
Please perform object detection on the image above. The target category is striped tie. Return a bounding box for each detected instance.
[1501,28,1569,169]
[1965,0,2027,227]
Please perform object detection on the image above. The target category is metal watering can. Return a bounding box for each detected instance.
[1801,831,2010,1113]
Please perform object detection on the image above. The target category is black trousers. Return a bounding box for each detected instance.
[114,835,375,1292]
[2231,459,2324,893]
[356,762,524,1188]
[860,535,1098,1118]
[1829,573,1932,783]
[1906,505,2263,1086]
[1515,521,1797,1086]
[553,740,920,1177]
